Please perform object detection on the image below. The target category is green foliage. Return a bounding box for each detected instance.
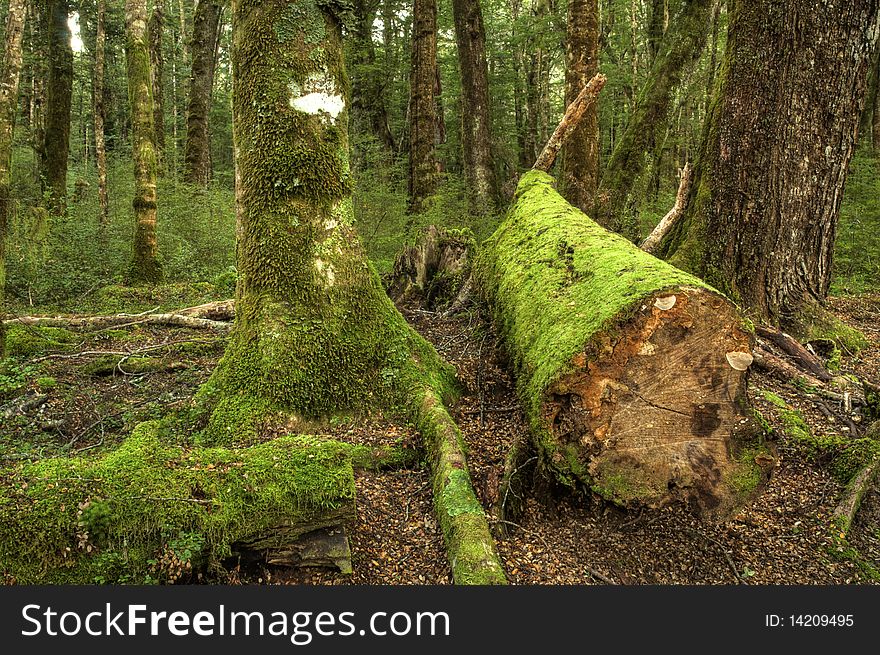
[834,148,880,294]
[3,325,78,359]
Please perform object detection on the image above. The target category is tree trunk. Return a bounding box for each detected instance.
[201,0,505,585]
[350,0,395,151]
[125,0,162,284]
[662,0,880,339]
[560,0,600,213]
[40,0,73,215]
[408,0,441,213]
[93,0,109,226]
[647,0,667,63]
[183,0,221,186]
[148,3,166,168]
[872,49,880,152]
[451,0,498,214]
[476,171,761,513]
[27,1,47,182]
[0,0,27,360]
[595,0,713,239]
[511,0,530,169]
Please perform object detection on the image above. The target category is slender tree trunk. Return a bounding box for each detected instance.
[149,3,166,168]
[40,0,73,214]
[0,0,27,359]
[125,0,162,284]
[872,49,880,152]
[595,0,713,239]
[560,0,599,213]
[93,0,109,225]
[663,0,880,338]
[183,0,221,186]
[29,1,47,181]
[351,0,395,151]
[511,0,530,168]
[408,0,441,213]
[452,0,498,214]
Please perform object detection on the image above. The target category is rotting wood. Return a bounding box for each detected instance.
[641,162,692,254]
[533,73,607,173]
[755,325,833,382]
[476,170,763,513]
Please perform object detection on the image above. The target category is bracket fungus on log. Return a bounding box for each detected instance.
[476,170,764,513]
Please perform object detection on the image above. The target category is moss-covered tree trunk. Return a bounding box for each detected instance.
[201,0,505,585]
[125,0,162,283]
[0,0,27,360]
[148,3,166,168]
[662,0,880,340]
[93,0,109,225]
[408,0,441,213]
[350,0,395,151]
[477,171,761,513]
[40,0,73,215]
[560,0,599,214]
[594,0,712,239]
[451,0,498,215]
[183,0,221,186]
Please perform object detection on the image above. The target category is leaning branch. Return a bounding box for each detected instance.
[640,162,692,254]
[533,73,607,172]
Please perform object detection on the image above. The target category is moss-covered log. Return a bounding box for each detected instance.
[0,423,357,584]
[476,171,760,512]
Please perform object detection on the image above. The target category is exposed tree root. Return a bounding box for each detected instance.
[414,386,508,584]
[832,455,880,537]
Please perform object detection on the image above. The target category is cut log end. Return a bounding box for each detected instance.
[540,287,756,513]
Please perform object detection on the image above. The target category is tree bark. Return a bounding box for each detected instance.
[26,1,47,181]
[595,0,713,239]
[40,0,73,215]
[560,0,600,213]
[0,0,27,360]
[476,171,760,513]
[93,0,109,225]
[350,0,395,151]
[183,0,221,186]
[662,0,880,337]
[647,0,667,63]
[534,73,606,172]
[148,3,166,169]
[451,0,498,214]
[125,0,162,284]
[408,0,441,213]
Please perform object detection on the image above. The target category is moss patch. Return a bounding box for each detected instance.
[0,422,356,584]
[4,325,78,359]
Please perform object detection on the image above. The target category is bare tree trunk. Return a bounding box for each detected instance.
[93,0,109,225]
[452,0,498,214]
[0,0,27,359]
[125,0,162,284]
[40,0,73,215]
[183,0,221,186]
[511,0,530,168]
[149,3,166,169]
[663,0,880,339]
[408,0,441,213]
[28,1,47,181]
[560,0,600,213]
[350,0,396,151]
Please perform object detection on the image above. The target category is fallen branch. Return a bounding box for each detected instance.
[640,162,692,254]
[1,393,48,420]
[755,325,833,382]
[752,346,824,389]
[533,73,607,172]
[6,312,231,332]
[831,456,880,537]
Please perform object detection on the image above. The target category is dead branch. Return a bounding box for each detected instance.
[1,393,48,420]
[755,325,833,382]
[533,73,607,172]
[752,346,824,389]
[640,162,693,254]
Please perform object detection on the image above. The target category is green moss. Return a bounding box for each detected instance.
[4,325,78,358]
[35,376,57,390]
[770,395,880,485]
[81,355,170,377]
[792,303,869,352]
[0,421,356,584]
[475,170,721,491]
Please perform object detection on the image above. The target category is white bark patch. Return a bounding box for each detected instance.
[315,258,336,285]
[289,73,345,124]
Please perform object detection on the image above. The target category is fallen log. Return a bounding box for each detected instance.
[0,424,356,583]
[755,325,833,382]
[475,170,762,513]
[4,311,231,332]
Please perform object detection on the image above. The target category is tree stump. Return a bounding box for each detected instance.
[476,171,764,513]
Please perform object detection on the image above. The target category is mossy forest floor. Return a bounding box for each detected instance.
[2,287,879,584]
